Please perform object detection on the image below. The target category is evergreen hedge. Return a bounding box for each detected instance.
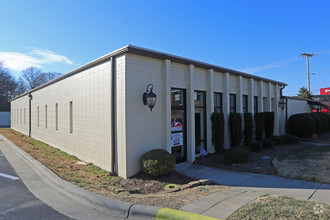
[315,112,328,131]
[309,113,322,134]
[255,112,265,141]
[211,112,225,152]
[288,113,315,137]
[229,112,242,146]
[244,113,253,146]
[264,112,275,137]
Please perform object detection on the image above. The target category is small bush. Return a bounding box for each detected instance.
[224,146,250,165]
[269,135,285,145]
[140,149,176,178]
[283,134,300,144]
[211,112,225,152]
[255,112,265,140]
[248,141,263,152]
[244,113,253,146]
[264,112,275,137]
[288,113,315,137]
[229,113,242,146]
[261,138,275,149]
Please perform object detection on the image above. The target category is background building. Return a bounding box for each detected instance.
[11,45,286,178]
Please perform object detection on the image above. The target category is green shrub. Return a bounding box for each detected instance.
[140,149,176,178]
[244,113,253,146]
[326,114,330,129]
[309,113,322,134]
[315,112,328,131]
[229,113,242,146]
[255,112,265,140]
[248,141,263,152]
[283,134,300,144]
[269,135,285,145]
[211,112,225,152]
[264,112,275,137]
[224,146,250,165]
[261,138,275,149]
[288,113,315,137]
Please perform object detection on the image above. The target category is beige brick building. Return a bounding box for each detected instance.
[11,45,286,178]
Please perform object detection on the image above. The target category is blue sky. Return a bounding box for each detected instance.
[1,0,330,95]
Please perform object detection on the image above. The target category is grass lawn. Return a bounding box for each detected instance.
[0,128,227,209]
[228,194,330,220]
[273,145,330,184]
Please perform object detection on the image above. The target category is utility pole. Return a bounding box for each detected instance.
[301,53,315,92]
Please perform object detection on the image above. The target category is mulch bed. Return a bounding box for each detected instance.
[195,143,311,175]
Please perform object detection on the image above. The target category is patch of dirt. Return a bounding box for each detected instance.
[0,128,227,209]
[196,143,310,176]
[227,194,330,220]
[273,145,330,184]
[301,132,330,144]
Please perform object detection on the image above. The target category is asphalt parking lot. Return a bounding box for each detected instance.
[0,149,70,220]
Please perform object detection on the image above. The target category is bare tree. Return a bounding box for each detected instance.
[21,67,62,90]
[0,64,18,111]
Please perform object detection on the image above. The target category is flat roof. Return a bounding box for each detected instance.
[12,45,287,101]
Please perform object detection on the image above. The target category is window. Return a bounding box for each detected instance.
[243,95,248,113]
[37,106,39,127]
[254,96,258,113]
[55,103,58,131]
[195,91,206,154]
[230,94,236,113]
[214,93,223,113]
[69,101,73,133]
[45,105,47,128]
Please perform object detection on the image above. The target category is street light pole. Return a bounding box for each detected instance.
[301,53,315,92]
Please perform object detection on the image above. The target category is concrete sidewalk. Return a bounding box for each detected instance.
[176,162,330,219]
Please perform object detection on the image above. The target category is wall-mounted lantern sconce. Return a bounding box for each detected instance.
[278,98,286,110]
[143,84,157,111]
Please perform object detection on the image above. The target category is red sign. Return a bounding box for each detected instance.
[320,87,330,95]
[171,122,182,132]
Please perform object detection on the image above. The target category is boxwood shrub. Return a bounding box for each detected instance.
[224,146,250,165]
[211,112,225,152]
[229,113,242,146]
[288,113,315,137]
[264,112,275,137]
[315,112,328,131]
[309,113,322,134]
[269,135,285,145]
[244,113,253,146]
[283,134,300,144]
[255,112,265,140]
[261,138,275,149]
[140,149,176,178]
[248,141,263,152]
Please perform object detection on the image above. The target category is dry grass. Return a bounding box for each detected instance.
[273,145,330,184]
[228,194,330,220]
[0,128,227,209]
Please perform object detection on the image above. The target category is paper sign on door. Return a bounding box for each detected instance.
[171,132,183,147]
[171,122,182,132]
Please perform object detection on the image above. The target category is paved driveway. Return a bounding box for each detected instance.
[0,149,70,220]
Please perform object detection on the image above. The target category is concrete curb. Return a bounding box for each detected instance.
[0,134,218,219]
[0,134,159,219]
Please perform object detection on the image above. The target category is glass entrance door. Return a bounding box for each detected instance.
[171,88,186,163]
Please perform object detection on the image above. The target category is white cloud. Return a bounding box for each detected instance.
[0,48,73,71]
